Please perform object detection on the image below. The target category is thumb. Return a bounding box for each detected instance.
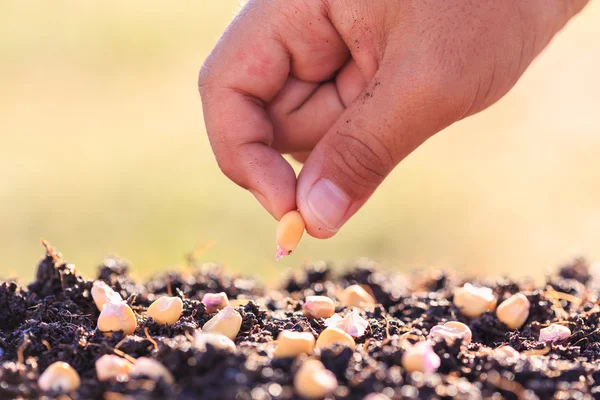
[296,64,460,238]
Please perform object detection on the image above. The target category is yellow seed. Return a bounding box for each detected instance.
[98,301,137,335]
[193,331,237,352]
[95,355,133,382]
[303,296,335,319]
[130,357,174,384]
[428,321,472,345]
[274,330,315,358]
[294,359,338,399]
[202,292,230,313]
[276,211,305,260]
[401,341,441,374]
[201,306,242,340]
[91,281,122,311]
[38,361,81,393]
[315,327,356,350]
[341,285,376,308]
[147,296,183,326]
[496,293,530,330]
[453,283,497,318]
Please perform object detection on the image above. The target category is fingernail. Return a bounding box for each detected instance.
[307,179,351,231]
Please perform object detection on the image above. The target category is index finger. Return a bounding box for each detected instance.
[198,3,295,219]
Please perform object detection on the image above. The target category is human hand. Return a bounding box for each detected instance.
[199,0,588,238]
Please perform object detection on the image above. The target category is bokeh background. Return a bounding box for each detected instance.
[1,1,599,283]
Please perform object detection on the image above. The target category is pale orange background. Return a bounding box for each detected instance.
[1,1,599,282]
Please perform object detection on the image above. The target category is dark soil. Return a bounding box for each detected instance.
[1,244,599,400]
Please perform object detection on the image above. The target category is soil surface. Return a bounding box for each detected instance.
[1,244,599,400]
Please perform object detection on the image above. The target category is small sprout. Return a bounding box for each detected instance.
[147,296,183,326]
[401,341,441,374]
[293,359,338,399]
[38,361,81,393]
[494,345,520,360]
[496,293,531,330]
[315,327,356,350]
[274,330,315,358]
[131,357,174,384]
[302,295,335,319]
[453,283,497,318]
[91,280,122,311]
[276,210,305,260]
[539,323,571,343]
[193,331,236,352]
[428,321,472,345]
[325,311,369,337]
[95,354,133,382]
[202,306,242,340]
[341,285,376,308]
[97,300,137,335]
[202,292,230,313]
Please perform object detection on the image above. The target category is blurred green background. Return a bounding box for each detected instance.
[1,1,600,283]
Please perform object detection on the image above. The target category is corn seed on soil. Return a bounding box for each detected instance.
[0,244,599,400]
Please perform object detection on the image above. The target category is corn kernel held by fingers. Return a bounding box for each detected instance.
[276,211,305,260]
[98,300,137,335]
[294,359,338,399]
[131,357,174,384]
[91,280,122,311]
[202,305,243,340]
[95,354,134,382]
[38,361,81,393]
[147,296,183,326]
[274,330,315,358]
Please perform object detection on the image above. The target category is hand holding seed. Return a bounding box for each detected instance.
[199,0,589,238]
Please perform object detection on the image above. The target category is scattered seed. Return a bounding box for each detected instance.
[496,293,531,330]
[302,295,335,319]
[341,285,376,308]
[130,357,174,384]
[201,306,242,340]
[193,331,237,352]
[147,296,183,326]
[202,292,230,313]
[429,321,472,344]
[274,330,315,358]
[315,327,356,350]
[293,359,338,399]
[91,280,122,311]
[325,311,369,337]
[95,354,133,382]
[401,341,440,374]
[539,323,571,343]
[98,300,137,335]
[453,283,497,318]
[38,361,81,393]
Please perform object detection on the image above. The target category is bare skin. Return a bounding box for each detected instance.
[199,0,589,239]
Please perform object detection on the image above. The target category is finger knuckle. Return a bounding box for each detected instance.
[330,127,393,195]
